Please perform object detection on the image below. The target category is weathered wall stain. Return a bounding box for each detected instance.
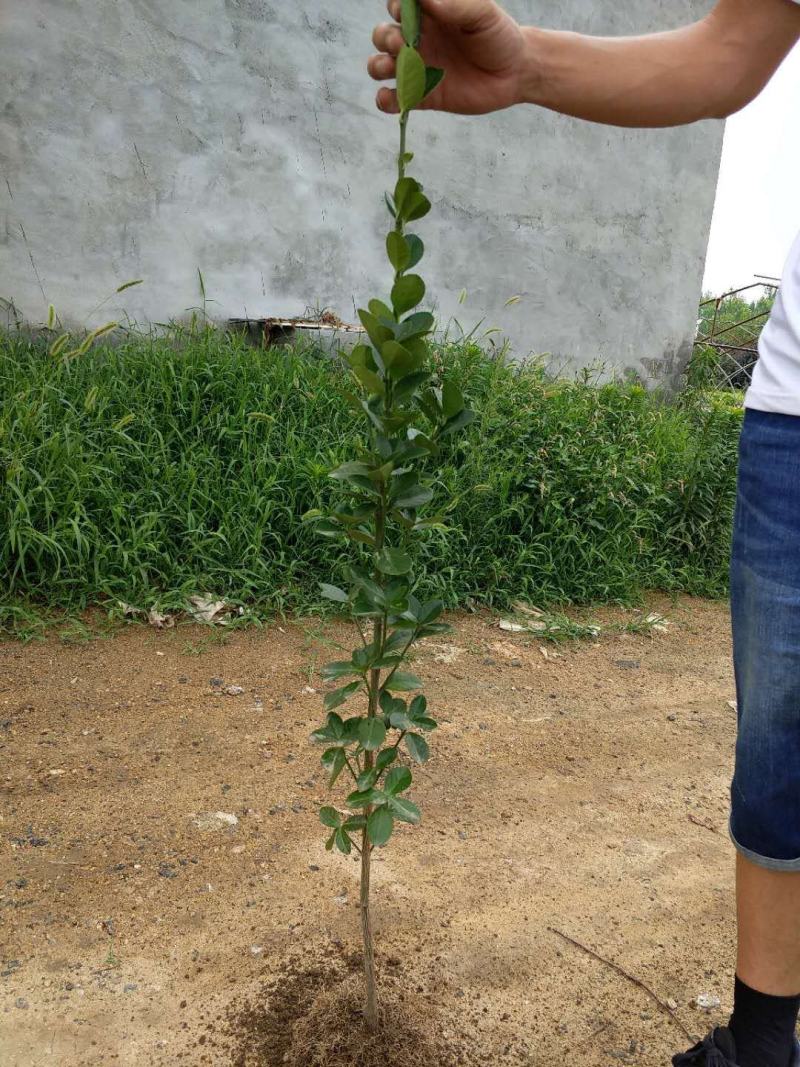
[0,0,722,384]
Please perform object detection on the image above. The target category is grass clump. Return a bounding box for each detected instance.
[0,328,741,629]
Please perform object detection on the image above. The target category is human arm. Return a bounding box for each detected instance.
[368,0,800,126]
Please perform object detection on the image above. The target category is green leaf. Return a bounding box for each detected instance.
[419,600,444,624]
[386,231,411,272]
[354,366,384,396]
[358,308,393,351]
[321,747,348,786]
[346,787,384,809]
[424,66,445,98]
[389,709,413,730]
[409,695,427,715]
[367,807,394,847]
[321,660,358,681]
[324,679,362,711]
[357,768,378,791]
[358,718,387,751]
[394,483,433,510]
[385,766,412,795]
[400,0,421,46]
[383,671,423,692]
[302,509,324,523]
[403,191,431,223]
[389,796,421,825]
[320,583,349,603]
[441,380,465,419]
[382,340,423,380]
[341,717,364,744]
[405,733,430,764]
[343,815,367,832]
[405,235,424,269]
[396,311,434,343]
[346,344,376,371]
[369,298,395,323]
[325,831,336,852]
[334,828,352,855]
[377,547,413,576]
[391,274,426,316]
[311,712,344,743]
[440,408,477,438]
[396,46,426,112]
[330,461,372,482]
[314,519,343,539]
[393,371,430,403]
[394,177,421,214]
[319,805,342,829]
[376,748,398,773]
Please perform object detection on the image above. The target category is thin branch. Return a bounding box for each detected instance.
[688,813,719,835]
[343,752,360,783]
[548,927,694,1042]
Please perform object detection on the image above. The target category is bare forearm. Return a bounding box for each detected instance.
[519,0,800,128]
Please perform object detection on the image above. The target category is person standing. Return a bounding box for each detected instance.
[368,2,800,1064]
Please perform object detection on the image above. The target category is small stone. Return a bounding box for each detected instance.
[458,831,468,841]
[250,946,264,957]
[694,993,721,1012]
[209,677,224,688]
[309,864,320,872]
[124,983,138,994]
[666,998,677,1011]
[268,804,286,816]
[478,723,489,732]
[291,803,303,814]
[510,659,523,668]
[224,685,245,696]
[192,811,239,832]
[667,713,677,722]
[15,998,29,1009]
[614,659,641,670]
[483,657,497,666]
[158,864,178,880]
[65,982,74,991]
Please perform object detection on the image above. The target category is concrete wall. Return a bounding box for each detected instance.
[0,1,723,385]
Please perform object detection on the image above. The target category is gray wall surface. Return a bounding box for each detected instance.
[0,1,723,385]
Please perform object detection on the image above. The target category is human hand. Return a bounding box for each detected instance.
[368,0,529,115]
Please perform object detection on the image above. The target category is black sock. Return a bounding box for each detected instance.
[729,975,800,1067]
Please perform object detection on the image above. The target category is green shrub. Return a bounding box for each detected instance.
[0,329,741,625]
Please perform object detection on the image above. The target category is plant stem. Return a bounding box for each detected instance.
[358,59,412,1031]
[360,815,378,1028]
[361,489,387,1030]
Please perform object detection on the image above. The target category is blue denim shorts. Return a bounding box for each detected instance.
[730,408,800,871]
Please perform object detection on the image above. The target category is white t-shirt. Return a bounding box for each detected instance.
[746,232,800,414]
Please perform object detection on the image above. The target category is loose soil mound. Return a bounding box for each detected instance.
[220,947,478,1067]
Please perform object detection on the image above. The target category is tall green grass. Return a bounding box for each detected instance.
[0,328,741,628]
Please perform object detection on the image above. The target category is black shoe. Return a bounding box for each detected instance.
[673,1027,740,1066]
[673,1027,800,1067]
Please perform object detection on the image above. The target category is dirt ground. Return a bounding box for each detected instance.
[1,597,740,1066]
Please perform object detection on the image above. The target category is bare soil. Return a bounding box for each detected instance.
[0,597,739,1066]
